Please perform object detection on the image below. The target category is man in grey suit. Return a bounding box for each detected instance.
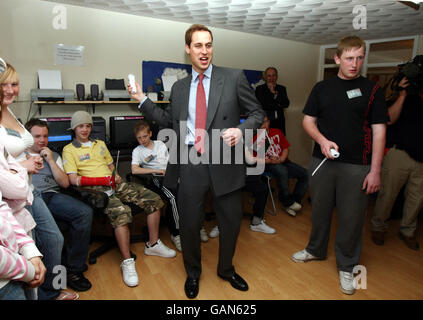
[129,24,264,298]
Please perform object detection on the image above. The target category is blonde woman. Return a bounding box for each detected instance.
[0,62,77,300]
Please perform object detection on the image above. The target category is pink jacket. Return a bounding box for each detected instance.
[0,144,35,233]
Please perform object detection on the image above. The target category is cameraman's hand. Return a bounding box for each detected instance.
[399,77,409,97]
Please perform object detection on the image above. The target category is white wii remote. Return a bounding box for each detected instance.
[330,148,340,158]
[128,74,137,94]
[312,148,340,176]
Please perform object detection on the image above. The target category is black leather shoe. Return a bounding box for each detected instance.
[67,272,92,292]
[218,272,248,291]
[185,277,199,299]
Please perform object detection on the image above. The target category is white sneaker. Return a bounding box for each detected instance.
[200,227,209,242]
[145,239,176,258]
[339,271,356,295]
[291,249,320,263]
[209,225,219,238]
[171,234,182,252]
[289,202,302,212]
[120,258,139,287]
[285,207,297,217]
[250,220,276,234]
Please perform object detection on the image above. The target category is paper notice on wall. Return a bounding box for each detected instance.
[162,75,178,92]
[55,44,84,66]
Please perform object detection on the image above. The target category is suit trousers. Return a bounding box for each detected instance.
[178,160,243,279]
[371,147,423,237]
[306,157,370,272]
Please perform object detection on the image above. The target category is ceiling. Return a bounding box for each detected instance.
[43,0,423,44]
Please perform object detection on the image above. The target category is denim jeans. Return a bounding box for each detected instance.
[42,192,93,273]
[265,160,309,207]
[26,189,64,300]
[0,281,27,300]
[244,175,269,220]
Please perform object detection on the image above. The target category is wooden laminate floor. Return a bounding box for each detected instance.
[77,192,423,300]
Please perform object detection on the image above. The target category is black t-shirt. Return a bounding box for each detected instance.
[387,94,423,162]
[303,76,389,165]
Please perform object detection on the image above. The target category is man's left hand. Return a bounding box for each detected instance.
[362,171,381,194]
[222,128,243,147]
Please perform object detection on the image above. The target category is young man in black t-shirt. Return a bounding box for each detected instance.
[291,36,388,295]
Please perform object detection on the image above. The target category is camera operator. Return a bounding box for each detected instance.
[371,76,423,250]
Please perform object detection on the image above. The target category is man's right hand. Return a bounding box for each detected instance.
[267,83,276,95]
[319,139,339,160]
[40,147,53,163]
[128,81,146,102]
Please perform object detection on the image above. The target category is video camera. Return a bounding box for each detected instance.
[393,55,423,94]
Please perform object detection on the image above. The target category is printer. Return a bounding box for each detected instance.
[31,89,74,102]
[102,90,131,101]
[31,69,74,102]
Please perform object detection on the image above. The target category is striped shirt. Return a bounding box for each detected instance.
[0,193,42,290]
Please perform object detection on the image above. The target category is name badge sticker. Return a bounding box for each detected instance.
[79,153,91,162]
[346,88,362,99]
[145,154,156,163]
[5,128,22,138]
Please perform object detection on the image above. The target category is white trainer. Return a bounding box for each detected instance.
[289,202,302,212]
[209,225,219,238]
[250,220,276,234]
[200,227,209,242]
[291,249,320,263]
[145,239,176,258]
[120,258,139,287]
[285,207,297,217]
[171,234,182,252]
[339,271,356,295]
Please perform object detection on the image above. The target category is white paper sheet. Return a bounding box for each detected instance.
[161,75,178,92]
[38,69,62,89]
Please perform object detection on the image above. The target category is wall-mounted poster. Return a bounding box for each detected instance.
[142,60,264,94]
[142,60,191,93]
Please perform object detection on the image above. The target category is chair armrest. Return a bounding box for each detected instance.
[126,172,164,182]
[61,186,109,209]
[126,172,165,192]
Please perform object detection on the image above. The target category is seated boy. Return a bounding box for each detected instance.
[62,111,176,288]
[254,116,309,216]
[131,120,208,252]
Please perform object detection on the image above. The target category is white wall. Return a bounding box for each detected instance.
[1,0,321,166]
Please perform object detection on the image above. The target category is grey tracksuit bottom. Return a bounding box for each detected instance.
[306,157,370,272]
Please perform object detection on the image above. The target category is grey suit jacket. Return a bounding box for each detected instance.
[141,65,265,197]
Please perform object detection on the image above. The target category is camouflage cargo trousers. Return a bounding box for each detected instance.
[84,182,164,228]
